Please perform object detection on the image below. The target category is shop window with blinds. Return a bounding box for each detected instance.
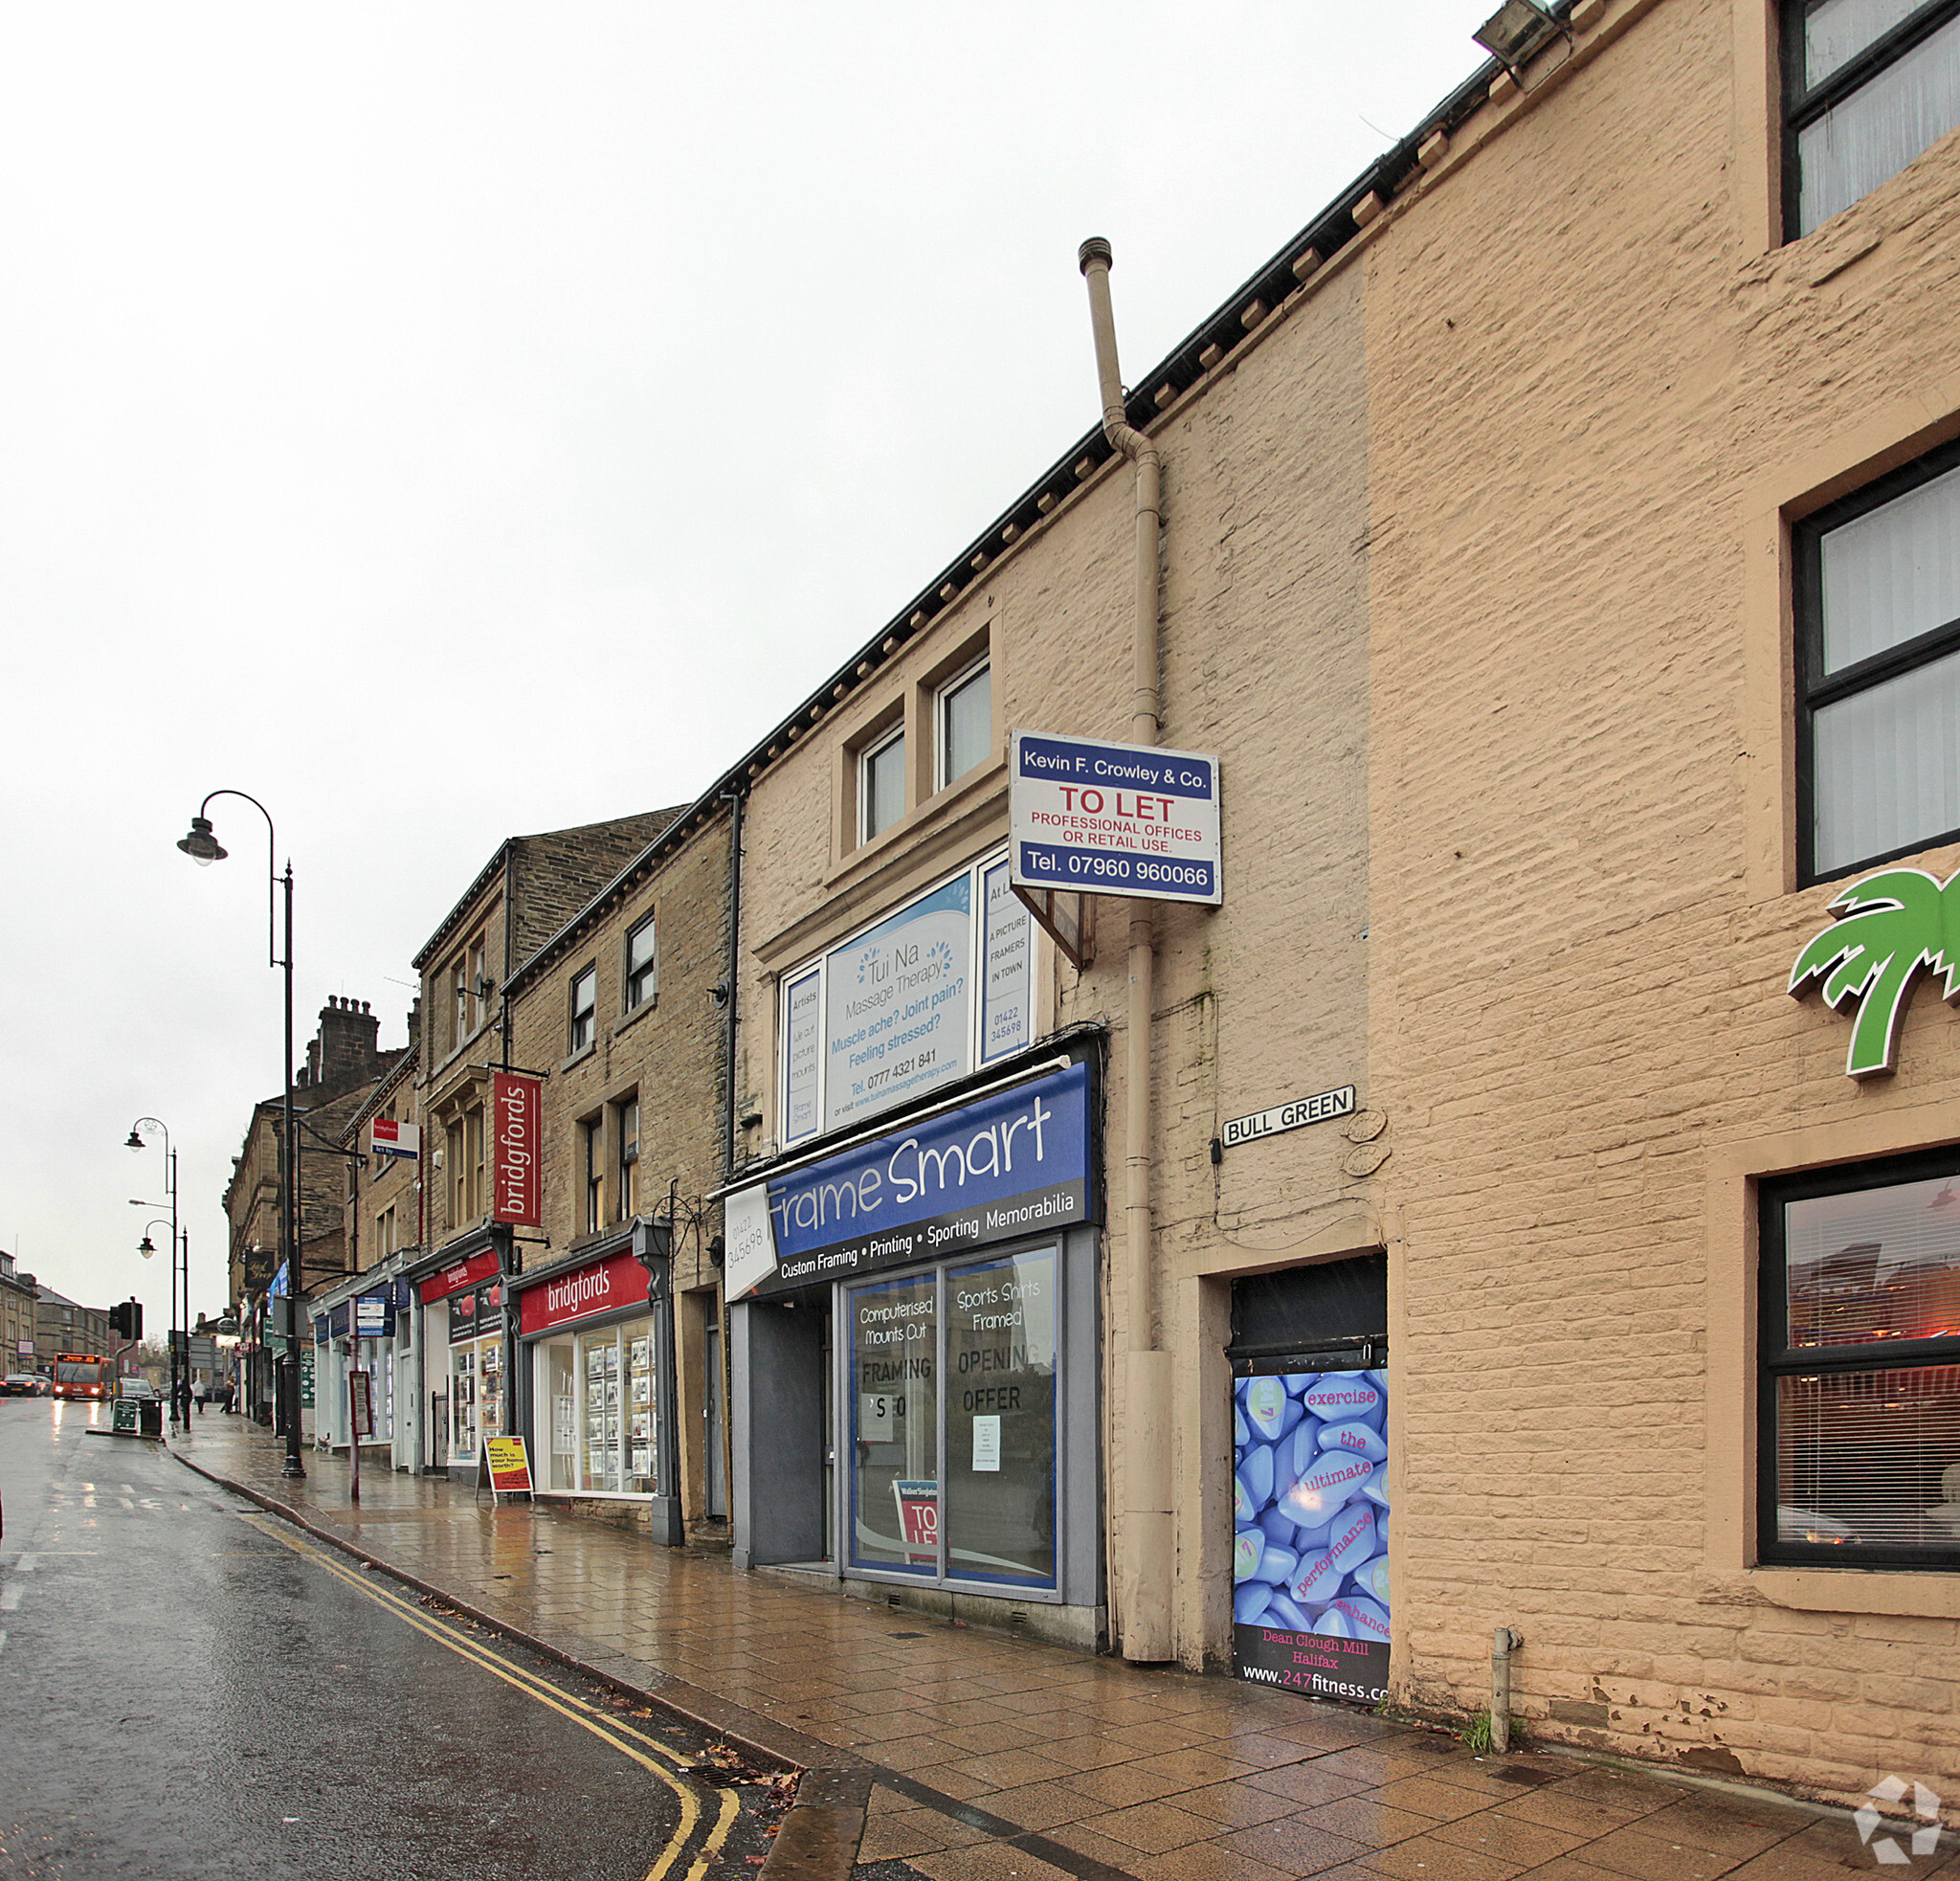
[1797,437,1960,881]
[1759,1150,1960,1567]
[1784,0,1960,236]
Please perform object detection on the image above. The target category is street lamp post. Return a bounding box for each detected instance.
[179,791,303,1479]
[126,1119,182,1429]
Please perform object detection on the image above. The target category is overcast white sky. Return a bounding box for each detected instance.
[0,2,1495,1341]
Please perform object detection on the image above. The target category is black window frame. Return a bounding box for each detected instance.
[1794,432,1960,884]
[624,915,657,1014]
[568,963,597,1054]
[1757,1144,1960,1571]
[617,1095,639,1219]
[1782,0,1960,240]
[582,1116,603,1236]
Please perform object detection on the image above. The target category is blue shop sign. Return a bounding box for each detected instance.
[316,1293,396,1342]
[726,1063,1092,1299]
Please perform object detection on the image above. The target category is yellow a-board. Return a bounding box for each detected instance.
[481,1435,534,1502]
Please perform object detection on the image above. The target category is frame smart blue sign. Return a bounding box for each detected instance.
[1010,730,1222,906]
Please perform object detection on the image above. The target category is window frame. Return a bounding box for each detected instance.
[935,656,993,791]
[1756,1144,1960,1571]
[1781,0,1960,239]
[624,915,657,1014]
[858,723,908,845]
[617,1096,639,1220]
[568,964,598,1055]
[582,1117,604,1236]
[1794,432,1960,884]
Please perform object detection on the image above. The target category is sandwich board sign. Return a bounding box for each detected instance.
[481,1435,534,1503]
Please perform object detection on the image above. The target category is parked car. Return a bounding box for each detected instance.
[117,1378,160,1400]
[0,1374,49,1397]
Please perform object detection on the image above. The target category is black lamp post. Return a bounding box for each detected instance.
[126,1118,185,1429]
[179,792,303,1479]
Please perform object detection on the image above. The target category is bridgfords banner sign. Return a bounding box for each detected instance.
[517,1247,645,1338]
[492,1072,543,1227]
[724,1063,1092,1301]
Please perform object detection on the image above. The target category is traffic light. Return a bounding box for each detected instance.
[108,1299,143,1340]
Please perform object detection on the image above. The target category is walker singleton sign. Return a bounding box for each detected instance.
[1789,865,1960,1078]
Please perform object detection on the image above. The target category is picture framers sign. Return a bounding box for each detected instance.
[724,1062,1093,1301]
[491,1072,543,1226]
[1010,729,1222,907]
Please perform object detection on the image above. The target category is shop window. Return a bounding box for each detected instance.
[1797,437,1960,880]
[936,659,992,789]
[778,850,1034,1147]
[618,1097,639,1219]
[536,1317,658,1493]
[624,915,657,1013]
[1784,0,1960,237]
[860,726,906,843]
[846,1247,1058,1591]
[1759,1150,1960,1567]
[569,965,597,1054]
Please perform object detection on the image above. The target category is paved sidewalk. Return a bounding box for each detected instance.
[166,1417,1945,1881]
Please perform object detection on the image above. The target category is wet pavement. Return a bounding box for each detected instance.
[0,1400,786,1879]
[152,1414,1957,1881]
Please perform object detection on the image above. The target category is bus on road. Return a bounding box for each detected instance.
[53,1353,112,1400]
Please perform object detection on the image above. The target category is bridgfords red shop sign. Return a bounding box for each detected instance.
[492,1072,543,1228]
[518,1249,645,1337]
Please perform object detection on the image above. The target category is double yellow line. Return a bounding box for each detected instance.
[243,1515,741,1881]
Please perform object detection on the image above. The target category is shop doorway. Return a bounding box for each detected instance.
[704,1313,727,1520]
[743,1292,832,1565]
[1228,1253,1390,1705]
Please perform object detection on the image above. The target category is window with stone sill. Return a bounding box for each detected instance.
[859,725,906,844]
[569,965,597,1055]
[624,915,657,1014]
[1758,1147,1960,1569]
[1783,0,1960,237]
[1796,434,1960,881]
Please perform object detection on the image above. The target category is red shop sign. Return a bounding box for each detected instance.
[491,1072,543,1229]
[518,1249,646,1338]
[419,1248,501,1304]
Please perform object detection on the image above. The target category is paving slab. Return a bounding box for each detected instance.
[167,1416,1933,1881]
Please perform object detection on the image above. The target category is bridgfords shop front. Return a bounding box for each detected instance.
[511,1223,683,1543]
[723,1052,1105,1647]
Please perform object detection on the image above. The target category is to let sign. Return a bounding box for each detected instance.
[492,1072,542,1227]
[1010,730,1222,906]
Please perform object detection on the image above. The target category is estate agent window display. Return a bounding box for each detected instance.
[1759,1146,1960,1567]
[535,1313,660,1495]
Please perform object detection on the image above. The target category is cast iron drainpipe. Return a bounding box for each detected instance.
[1079,236,1173,1663]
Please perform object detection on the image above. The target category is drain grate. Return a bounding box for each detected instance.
[887,1631,924,1639]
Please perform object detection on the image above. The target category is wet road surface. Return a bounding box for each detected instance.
[0,1400,788,1879]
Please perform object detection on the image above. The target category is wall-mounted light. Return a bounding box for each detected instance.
[710,980,730,1009]
[1472,0,1565,79]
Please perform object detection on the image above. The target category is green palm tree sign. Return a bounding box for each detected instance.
[1789,867,1960,1078]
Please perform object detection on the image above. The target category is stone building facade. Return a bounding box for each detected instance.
[405,811,682,1481]
[702,0,1960,1808]
[501,799,735,1539]
[0,1250,35,1371]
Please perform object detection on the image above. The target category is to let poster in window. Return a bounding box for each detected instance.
[1231,1370,1391,1704]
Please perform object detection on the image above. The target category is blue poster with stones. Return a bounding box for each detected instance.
[1231,1369,1391,1704]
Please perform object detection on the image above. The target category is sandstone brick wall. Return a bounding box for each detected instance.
[1356,0,1960,1801]
[505,807,732,1520]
